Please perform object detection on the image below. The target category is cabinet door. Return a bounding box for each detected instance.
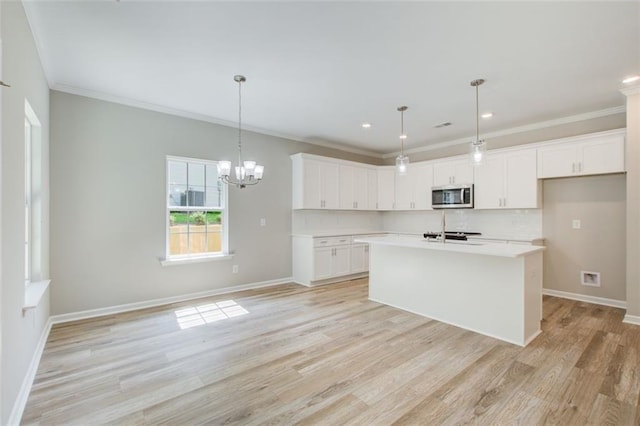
[474,154,504,209]
[395,171,412,210]
[504,149,538,208]
[320,162,340,209]
[580,135,625,176]
[350,244,367,273]
[453,161,474,185]
[412,163,433,210]
[433,162,455,186]
[302,160,323,208]
[537,144,577,178]
[377,167,395,210]
[364,244,370,271]
[313,247,333,280]
[367,169,378,210]
[352,167,368,210]
[332,246,351,277]
[338,165,355,209]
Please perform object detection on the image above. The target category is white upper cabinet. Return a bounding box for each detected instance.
[339,164,370,210]
[377,166,396,210]
[433,158,474,186]
[537,131,625,179]
[367,169,378,210]
[292,154,339,209]
[395,163,433,210]
[474,149,539,209]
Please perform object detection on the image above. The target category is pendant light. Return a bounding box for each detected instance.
[217,75,264,188]
[470,78,486,166]
[395,106,409,175]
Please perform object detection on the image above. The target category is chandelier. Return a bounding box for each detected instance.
[217,75,264,188]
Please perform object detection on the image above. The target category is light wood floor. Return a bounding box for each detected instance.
[22,279,640,425]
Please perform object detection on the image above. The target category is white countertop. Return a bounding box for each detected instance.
[291,230,387,238]
[355,235,545,258]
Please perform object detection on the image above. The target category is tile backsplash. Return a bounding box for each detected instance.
[382,209,542,238]
[292,210,384,234]
[292,209,542,239]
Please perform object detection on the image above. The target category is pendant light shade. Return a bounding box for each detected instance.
[395,106,409,176]
[470,78,486,166]
[217,75,264,188]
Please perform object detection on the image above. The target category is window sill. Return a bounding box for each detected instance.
[23,280,51,314]
[160,253,234,267]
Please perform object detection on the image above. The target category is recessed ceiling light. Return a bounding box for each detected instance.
[622,75,640,84]
[481,112,494,119]
[399,134,407,140]
[361,123,372,128]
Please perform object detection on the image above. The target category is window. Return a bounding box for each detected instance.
[166,156,228,259]
[24,100,42,284]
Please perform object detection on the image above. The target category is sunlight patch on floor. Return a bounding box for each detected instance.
[174,300,249,329]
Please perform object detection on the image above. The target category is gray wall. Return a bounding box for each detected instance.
[1,2,51,423]
[542,174,626,302]
[49,91,376,315]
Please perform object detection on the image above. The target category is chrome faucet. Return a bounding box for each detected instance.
[440,210,446,244]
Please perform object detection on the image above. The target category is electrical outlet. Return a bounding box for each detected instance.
[232,265,239,274]
[572,219,581,229]
[260,218,266,226]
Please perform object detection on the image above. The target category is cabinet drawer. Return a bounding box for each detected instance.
[313,236,351,247]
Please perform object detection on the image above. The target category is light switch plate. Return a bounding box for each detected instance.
[572,219,581,229]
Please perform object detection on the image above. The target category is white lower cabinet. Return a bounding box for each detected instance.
[350,243,369,274]
[293,234,377,286]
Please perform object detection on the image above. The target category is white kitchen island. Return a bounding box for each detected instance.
[355,236,545,346]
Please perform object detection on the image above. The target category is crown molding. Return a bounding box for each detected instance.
[52,83,384,159]
[382,105,627,159]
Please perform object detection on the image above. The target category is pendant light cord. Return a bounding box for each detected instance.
[475,83,480,145]
[237,78,243,167]
[400,109,405,156]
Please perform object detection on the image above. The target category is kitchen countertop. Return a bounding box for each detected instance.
[355,235,545,258]
[291,230,544,244]
[291,230,387,238]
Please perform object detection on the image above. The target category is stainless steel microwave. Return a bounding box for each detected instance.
[432,184,474,209]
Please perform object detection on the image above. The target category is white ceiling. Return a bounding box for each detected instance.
[24,1,640,156]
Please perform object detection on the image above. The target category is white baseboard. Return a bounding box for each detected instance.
[623,314,640,326]
[7,317,53,426]
[50,277,295,324]
[542,288,627,309]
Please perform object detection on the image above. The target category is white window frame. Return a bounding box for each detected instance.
[24,116,31,283]
[23,100,51,312]
[164,155,229,264]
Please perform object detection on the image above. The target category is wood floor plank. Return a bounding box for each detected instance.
[21,279,640,425]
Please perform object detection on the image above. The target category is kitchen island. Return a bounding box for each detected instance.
[355,235,545,346]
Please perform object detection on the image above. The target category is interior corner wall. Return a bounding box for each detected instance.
[48,91,362,315]
[624,88,640,318]
[1,2,51,424]
[542,174,626,302]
